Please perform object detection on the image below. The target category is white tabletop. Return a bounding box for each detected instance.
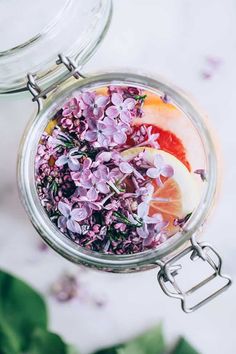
[0,1,235,353]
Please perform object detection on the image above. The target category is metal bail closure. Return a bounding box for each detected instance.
[27,54,85,111]
[157,235,232,313]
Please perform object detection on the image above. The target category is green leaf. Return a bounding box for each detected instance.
[93,324,165,354]
[66,344,80,354]
[0,270,48,351]
[118,324,165,354]
[171,337,200,354]
[94,346,122,354]
[0,321,20,354]
[27,328,68,354]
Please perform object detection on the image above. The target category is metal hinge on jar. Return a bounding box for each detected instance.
[156,235,232,313]
[27,54,85,111]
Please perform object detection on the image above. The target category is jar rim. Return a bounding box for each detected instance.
[0,0,112,94]
[18,71,218,271]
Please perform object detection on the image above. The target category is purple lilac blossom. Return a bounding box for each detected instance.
[35,85,179,255]
[106,93,136,124]
[146,153,174,185]
[58,201,87,233]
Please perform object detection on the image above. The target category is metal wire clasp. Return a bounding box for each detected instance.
[157,235,232,313]
[27,54,85,111]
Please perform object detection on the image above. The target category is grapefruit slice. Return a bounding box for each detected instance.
[132,91,205,172]
[121,147,200,235]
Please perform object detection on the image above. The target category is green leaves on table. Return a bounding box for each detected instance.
[171,337,200,354]
[0,269,200,354]
[94,329,200,354]
[117,324,165,354]
[94,324,165,354]
[0,269,75,354]
[27,328,68,354]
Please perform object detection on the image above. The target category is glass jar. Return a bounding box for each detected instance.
[1,0,231,313]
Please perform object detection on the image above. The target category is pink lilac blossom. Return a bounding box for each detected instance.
[62,97,83,118]
[84,116,128,147]
[58,201,87,233]
[136,126,160,149]
[55,148,82,171]
[74,187,102,215]
[146,153,174,185]
[106,93,136,124]
[82,92,109,119]
[34,85,189,255]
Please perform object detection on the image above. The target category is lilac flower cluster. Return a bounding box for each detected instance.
[35,86,174,254]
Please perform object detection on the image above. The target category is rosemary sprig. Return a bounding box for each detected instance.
[114,211,142,227]
[49,180,58,196]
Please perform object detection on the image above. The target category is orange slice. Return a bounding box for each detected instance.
[121,147,200,235]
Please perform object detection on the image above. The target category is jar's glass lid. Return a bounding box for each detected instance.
[0,0,112,94]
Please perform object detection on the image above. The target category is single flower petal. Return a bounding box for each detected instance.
[156,176,163,187]
[97,133,110,147]
[68,159,80,172]
[106,106,119,118]
[67,219,82,234]
[119,161,133,174]
[113,131,127,144]
[161,164,174,178]
[154,154,164,168]
[62,108,72,116]
[83,157,92,169]
[143,234,155,246]
[103,124,116,135]
[55,155,69,167]
[58,215,67,229]
[137,224,148,238]
[120,111,131,123]
[84,130,97,142]
[82,92,95,105]
[87,187,98,201]
[137,202,149,219]
[123,97,136,110]
[58,201,71,217]
[145,215,162,224]
[146,167,160,179]
[103,116,116,126]
[73,186,87,198]
[111,93,123,106]
[128,213,138,224]
[95,107,104,119]
[95,95,109,107]
[71,171,80,181]
[97,151,112,163]
[96,181,110,194]
[71,207,88,222]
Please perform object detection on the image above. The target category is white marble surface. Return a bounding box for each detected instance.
[0,1,236,353]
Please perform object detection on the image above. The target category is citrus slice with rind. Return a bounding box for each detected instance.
[132,91,205,172]
[121,147,200,234]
